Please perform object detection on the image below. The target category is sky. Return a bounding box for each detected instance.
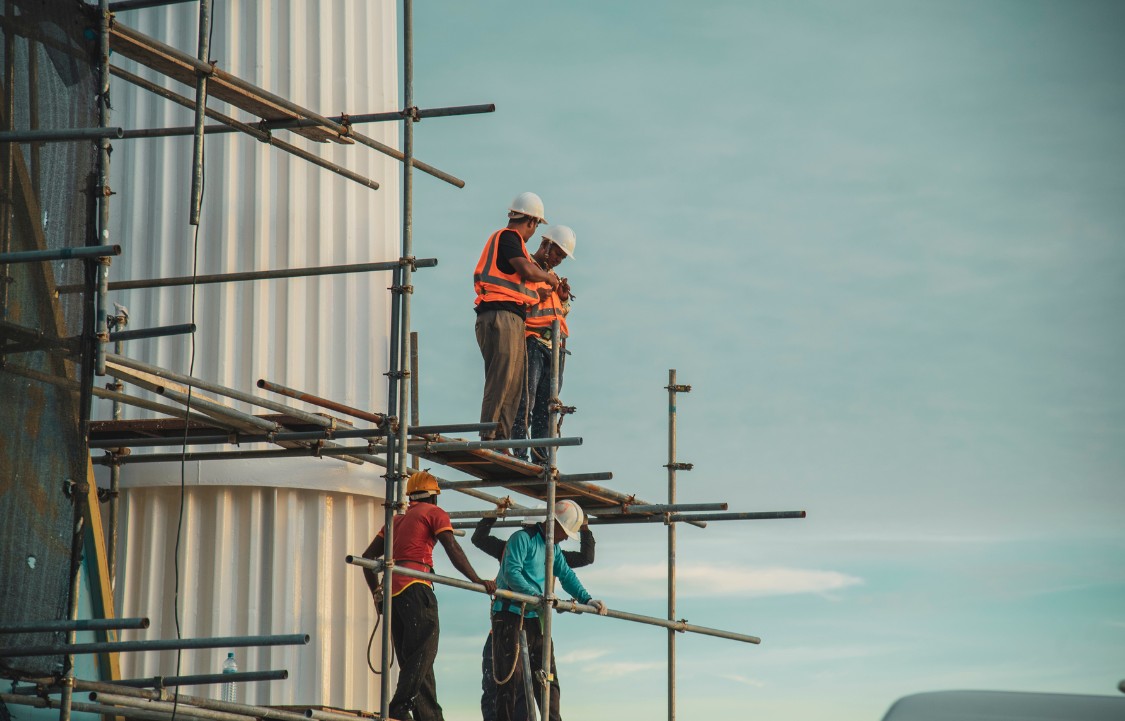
[388,1,1125,720]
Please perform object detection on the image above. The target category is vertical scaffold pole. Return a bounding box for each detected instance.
[541,318,561,717]
[188,0,212,225]
[379,1,416,717]
[92,0,114,377]
[1,0,14,318]
[410,331,420,471]
[665,369,691,721]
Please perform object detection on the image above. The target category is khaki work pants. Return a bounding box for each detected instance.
[475,309,527,441]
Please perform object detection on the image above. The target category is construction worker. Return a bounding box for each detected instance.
[489,500,607,721]
[361,471,497,721]
[472,511,595,721]
[510,225,576,463]
[474,192,560,443]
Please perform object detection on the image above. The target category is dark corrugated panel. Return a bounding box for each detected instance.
[0,0,98,677]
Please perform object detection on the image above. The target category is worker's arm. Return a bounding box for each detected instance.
[553,551,592,605]
[500,530,542,597]
[562,524,595,569]
[361,534,385,594]
[437,531,497,595]
[511,256,559,288]
[471,517,506,561]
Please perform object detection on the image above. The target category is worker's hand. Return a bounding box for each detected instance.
[558,277,571,301]
[481,579,497,596]
[547,271,561,290]
[589,599,608,615]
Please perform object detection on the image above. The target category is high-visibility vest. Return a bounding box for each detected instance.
[525,282,569,340]
[473,229,539,307]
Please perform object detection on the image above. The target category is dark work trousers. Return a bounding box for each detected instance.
[492,611,560,721]
[511,339,565,462]
[481,632,496,721]
[475,309,527,441]
[389,583,443,721]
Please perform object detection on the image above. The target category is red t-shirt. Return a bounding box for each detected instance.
[376,501,453,596]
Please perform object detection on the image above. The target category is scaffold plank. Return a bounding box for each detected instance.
[109,21,351,145]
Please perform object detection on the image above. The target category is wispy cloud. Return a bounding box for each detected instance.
[556,648,662,678]
[722,673,766,688]
[586,660,665,679]
[580,563,862,599]
[557,648,610,664]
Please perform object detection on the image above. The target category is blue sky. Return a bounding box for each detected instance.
[393,2,1124,719]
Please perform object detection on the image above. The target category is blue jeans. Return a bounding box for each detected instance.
[511,339,564,462]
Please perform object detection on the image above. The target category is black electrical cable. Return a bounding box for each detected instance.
[172,7,216,721]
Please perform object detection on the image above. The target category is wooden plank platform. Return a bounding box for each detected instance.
[412,435,656,513]
[109,20,351,145]
[88,420,656,515]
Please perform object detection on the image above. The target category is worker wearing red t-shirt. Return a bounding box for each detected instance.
[362,471,497,721]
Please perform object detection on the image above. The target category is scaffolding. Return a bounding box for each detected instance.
[0,2,806,720]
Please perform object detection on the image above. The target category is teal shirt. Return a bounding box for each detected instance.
[492,525,592,618]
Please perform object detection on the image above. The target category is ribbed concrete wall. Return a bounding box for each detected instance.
[103,0,400,708]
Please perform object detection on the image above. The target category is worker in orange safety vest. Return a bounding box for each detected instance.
[473,192,560,443]
[511,225,576,462]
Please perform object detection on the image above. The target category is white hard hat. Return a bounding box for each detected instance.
[508,192,547,224]
[542,225,576,259]
[554,499,585,539]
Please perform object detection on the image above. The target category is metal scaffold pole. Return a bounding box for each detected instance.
[540,318,562,717]
[378,0,417,715]
[665,370,692,721]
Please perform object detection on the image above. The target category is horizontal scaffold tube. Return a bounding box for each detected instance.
[0,127,124,142]
[91,439,579,465]
[436,471,612,491]
[256,103,496,131]
[451,510,806,529]
[83,257,438,293]
[370,436,582,454]
[444,502,728,520]
[0,617,149,634]
[111,669,288,689]
[89,692,254,721]
[110,21,465,188]
[82,679,315,721]
[0,633,308,659]
[345,557,760,645]
[0,244,120,263]
[109,63,379,190]
[0,692,184,721]
[107,353,343,429]
[8,362,221,426]
[109,323,195,342]
[257,378,386,425]
[89,422,497,449]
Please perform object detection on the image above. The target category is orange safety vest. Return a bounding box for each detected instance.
[525,282,569,340]
[473,229,539,307]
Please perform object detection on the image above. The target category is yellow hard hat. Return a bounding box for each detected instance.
[406,470,440,499]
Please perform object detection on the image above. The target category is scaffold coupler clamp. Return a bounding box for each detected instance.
[401,106,421,123]
[664,462,694,471]
[666,383,692,393]
[399,255,419,271]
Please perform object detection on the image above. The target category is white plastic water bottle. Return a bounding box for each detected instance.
[222,652,238,703]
